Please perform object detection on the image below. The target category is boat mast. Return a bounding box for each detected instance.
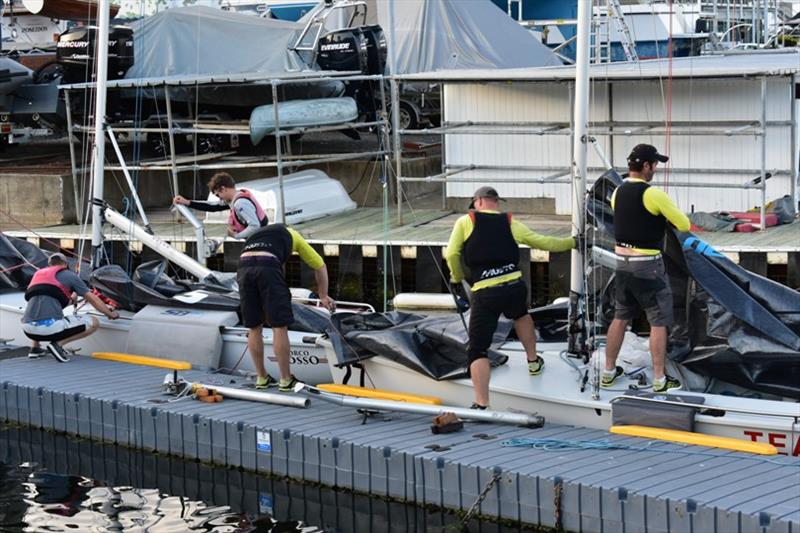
[90,0,111,268]
[568,0,591,355]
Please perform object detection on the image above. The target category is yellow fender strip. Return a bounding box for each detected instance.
[318,383,442,405]
[92,352,192,371]
[610,425,778,455]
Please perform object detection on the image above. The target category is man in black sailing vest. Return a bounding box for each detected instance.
[238,223,335,391]
[602,144,691,393]
[445,187,578,409]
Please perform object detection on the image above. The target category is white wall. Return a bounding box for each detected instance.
[443,76,795,215]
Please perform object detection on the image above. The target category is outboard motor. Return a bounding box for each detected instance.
[316,25,386,118]
[316,25,386,75]
[57,25,134,85]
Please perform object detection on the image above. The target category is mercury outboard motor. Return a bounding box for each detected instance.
[57,25,134,85]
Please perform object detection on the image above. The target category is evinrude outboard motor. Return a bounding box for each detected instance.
[57,25,134,85]
[316,25,386,118]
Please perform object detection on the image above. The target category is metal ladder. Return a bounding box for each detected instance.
[592,0,638,63]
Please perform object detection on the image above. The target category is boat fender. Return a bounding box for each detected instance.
[431,412,463,434]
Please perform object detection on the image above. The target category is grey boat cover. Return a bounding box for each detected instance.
[586,170,800,399]
[302,0,562,74]
[126,6,306,80]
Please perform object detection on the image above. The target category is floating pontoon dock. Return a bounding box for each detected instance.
[0,348,797,532]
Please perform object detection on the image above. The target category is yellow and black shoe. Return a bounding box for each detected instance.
[653,375,682,393]
[278,375,300,392]
[601,366,624,388]
[255,375,277,389]
[527,356,544,376]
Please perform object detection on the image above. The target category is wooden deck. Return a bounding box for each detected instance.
[6,207,799,254]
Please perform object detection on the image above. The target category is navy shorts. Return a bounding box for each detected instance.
[467,279,528,363]
[237,257,294,328]
[614,256,674,327]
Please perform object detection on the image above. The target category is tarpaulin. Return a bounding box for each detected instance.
[587,171,800,399]
[327,311,509,380]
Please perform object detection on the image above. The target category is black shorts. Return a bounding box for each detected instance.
[237,258,294,329]
[467,279,528,363]
[614,256,674,327]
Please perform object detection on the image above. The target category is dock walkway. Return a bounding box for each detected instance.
[1,352,798,532]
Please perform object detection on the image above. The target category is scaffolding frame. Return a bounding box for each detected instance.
[391,71,798,230]
[62,71,390,225]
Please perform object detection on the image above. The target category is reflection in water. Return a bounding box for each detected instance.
[0,425,532,532]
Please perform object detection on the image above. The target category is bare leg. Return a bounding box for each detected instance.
[470,358,491,407]
[247,325,267,378]
[273,326,291,380]
[604,318,629,371]
[58,317,100,347]
[513,314,538,362]
[649,326,668,380]
[31,341,41,350]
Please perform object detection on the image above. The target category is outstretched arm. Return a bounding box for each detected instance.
[313,265,335,311]
[511,220,576,252]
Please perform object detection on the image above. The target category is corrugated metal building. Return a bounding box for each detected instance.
[399,51,800,215]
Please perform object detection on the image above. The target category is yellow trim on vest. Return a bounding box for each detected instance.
[317,384,442,405]
[610,425,778,455]
[92,352,192,371]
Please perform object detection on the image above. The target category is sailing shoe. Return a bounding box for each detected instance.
[254,375,277,389]
[601,366,625,388]
[28,347,46,359]
[527,356,545,376]
[46,342,70,363]
[653,375,682,393]
[469,403,489,410]
[278,375,300,392]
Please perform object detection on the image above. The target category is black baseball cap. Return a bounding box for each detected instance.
[469,186,503,209]
[627,144,669,164]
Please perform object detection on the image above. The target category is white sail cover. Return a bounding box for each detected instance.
[125,6,308,80]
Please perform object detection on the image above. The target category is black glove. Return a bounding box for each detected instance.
[575,234,592,251]
[449,281,470,313]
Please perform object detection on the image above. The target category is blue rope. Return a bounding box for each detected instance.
[500,438,800,466]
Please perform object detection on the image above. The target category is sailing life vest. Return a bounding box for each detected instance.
[241,224,293,264]
[227,189,269,233]
[614,181,667,250]
[24,265,72,308]
[462,211,519,285]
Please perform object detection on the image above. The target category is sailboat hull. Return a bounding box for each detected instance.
[321,339,800,457]
[0,291,333,383]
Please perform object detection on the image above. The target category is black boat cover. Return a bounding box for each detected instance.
[0,235,330,335]
[587,170,800,399]
[327,311,509,380]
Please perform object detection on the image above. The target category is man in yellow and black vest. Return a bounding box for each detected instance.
[238,223,335,392]
[602,144,690,393]
[445,186,577,409]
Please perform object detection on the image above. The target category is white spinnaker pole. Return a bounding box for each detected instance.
[90,0,111,268]
[568,0,591,355]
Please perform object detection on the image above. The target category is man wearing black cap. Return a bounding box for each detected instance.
[445,186,578,409]
[602,144,690,393]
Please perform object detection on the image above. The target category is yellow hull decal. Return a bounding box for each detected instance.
[92,352,192,371]
[318,384,442,405]
[610,425,778,455]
